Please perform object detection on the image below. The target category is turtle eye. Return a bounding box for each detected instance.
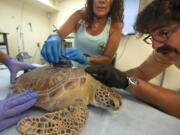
[108,100,115,107]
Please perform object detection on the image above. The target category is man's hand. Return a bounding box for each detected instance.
[85,64,128,88]
[2,58,37,83]
[62,48,85,64]
[41,34,62,63]
[0,88,37,131]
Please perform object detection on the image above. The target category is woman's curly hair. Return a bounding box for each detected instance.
[83,0,124,26]
[135,0,180,34]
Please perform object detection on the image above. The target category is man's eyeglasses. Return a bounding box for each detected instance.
[143,25,180,45]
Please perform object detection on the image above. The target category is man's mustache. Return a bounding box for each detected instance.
[156,45,180,54]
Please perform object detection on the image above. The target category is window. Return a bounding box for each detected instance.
[122,0,140,35]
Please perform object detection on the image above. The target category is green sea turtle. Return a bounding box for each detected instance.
[11,66,121,135]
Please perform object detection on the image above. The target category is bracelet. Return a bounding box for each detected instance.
[125,76,139,92]
[85,56,90,64]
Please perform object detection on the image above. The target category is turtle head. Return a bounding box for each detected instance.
[94,85,121,111]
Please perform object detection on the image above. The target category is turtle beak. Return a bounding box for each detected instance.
[114,100,121,110]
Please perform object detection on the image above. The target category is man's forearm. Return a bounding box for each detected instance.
[130,79,180,118]
[126,68,150,81]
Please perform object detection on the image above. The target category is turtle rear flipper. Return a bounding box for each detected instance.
[17,103,88,135]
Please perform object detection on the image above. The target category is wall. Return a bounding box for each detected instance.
[50,0,85,29]
[0,0,51,64]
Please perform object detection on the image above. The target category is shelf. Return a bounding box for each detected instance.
[0,33,9,55]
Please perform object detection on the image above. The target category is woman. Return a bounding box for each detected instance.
[41,0,124,67]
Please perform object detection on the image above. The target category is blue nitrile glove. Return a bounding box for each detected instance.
[62,48,85,64]
[0,88,37,132]
[41,34,62,63]
[2,58,37,83]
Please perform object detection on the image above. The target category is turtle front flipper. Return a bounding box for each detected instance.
[17,103,88,135]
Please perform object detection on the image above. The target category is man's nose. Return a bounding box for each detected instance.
[152,40,165,49]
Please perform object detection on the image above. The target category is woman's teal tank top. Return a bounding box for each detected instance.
[72,18,111,67]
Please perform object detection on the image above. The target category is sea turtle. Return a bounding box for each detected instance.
[11,66,121,135]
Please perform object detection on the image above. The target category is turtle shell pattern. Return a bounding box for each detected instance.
[11,66,121,135]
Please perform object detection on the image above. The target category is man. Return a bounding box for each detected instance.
[85,0,180,118]
[0,51,37,131]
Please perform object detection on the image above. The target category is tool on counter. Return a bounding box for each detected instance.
[16,51,32,64]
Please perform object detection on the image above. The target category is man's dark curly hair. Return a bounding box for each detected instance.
[83,0,124,26]
[135,0,180,34]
